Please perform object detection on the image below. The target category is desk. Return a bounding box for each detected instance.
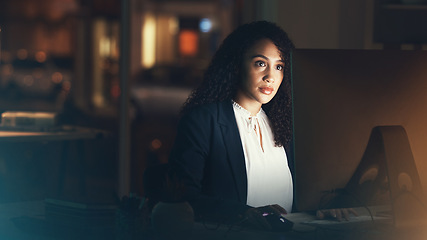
[157,206,427,240]
[190,208,427,240]
[0,126,110,200]
[2,201,427,240]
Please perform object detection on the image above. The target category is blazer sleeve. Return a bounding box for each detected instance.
[168,105,251,222]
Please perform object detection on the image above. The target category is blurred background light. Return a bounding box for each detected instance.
[179,30,198,57]
[142,13,156,68]
[35,51,47,63]
[99,37,112,57]
[150,139,162,151]
[199,18,212,33]
[51,72,63,84]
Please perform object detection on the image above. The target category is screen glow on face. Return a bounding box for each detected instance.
[235,38,284,114]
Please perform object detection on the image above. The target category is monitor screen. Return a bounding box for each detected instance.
[291,49,427,212]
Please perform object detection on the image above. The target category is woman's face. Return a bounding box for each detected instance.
[235,38,284,113]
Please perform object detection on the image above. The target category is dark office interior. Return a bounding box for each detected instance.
[0,0,427,239]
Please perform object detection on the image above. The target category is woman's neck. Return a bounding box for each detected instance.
[232,97,262,116]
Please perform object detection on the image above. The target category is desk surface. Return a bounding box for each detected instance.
[2,201,427,240]
[0,126,108,142]
[190,206,427,240]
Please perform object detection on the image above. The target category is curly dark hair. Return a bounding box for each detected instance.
[181,21,295,149]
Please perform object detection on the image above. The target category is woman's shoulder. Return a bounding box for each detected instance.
[182,100,231,119]
[176,101,231,134]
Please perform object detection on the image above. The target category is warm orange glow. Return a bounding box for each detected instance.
[35,51,47,63]
[51,72,63,83]
[151,139,162,150]
[179,30,199,57]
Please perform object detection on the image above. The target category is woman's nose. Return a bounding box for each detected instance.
[263,74,274,83]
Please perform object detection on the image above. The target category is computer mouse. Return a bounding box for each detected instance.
[264,213,294,232]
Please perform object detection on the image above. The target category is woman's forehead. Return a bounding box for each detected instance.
[245,39,283,61]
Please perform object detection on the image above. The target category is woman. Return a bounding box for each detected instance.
[167,21,354,228]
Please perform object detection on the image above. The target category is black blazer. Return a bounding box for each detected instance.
[169,100,294,220]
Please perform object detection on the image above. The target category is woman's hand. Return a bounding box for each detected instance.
[316,208,358,221]
[244,204,287,230]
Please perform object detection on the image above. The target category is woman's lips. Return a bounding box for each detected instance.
[259,87,274,95]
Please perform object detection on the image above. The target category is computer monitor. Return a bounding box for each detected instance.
[291,49,427,214]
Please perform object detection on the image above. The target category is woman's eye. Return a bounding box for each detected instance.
[276,65,284,71]
[255,61,266,67]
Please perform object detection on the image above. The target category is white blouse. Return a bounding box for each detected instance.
[232,101,293,212]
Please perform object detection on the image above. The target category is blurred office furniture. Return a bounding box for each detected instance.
[0,125,115,203]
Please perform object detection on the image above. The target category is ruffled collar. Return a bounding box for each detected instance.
[232,100,264,133]
[231,100,262,118]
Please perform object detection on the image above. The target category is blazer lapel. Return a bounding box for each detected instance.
[217,101,248,203]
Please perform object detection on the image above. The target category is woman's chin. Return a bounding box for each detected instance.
[259,95,275,104]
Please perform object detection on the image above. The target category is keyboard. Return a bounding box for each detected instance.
[301,215,393,230]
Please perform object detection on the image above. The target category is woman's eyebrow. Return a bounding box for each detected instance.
[251,54,268,60]
[251,54,284,63]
